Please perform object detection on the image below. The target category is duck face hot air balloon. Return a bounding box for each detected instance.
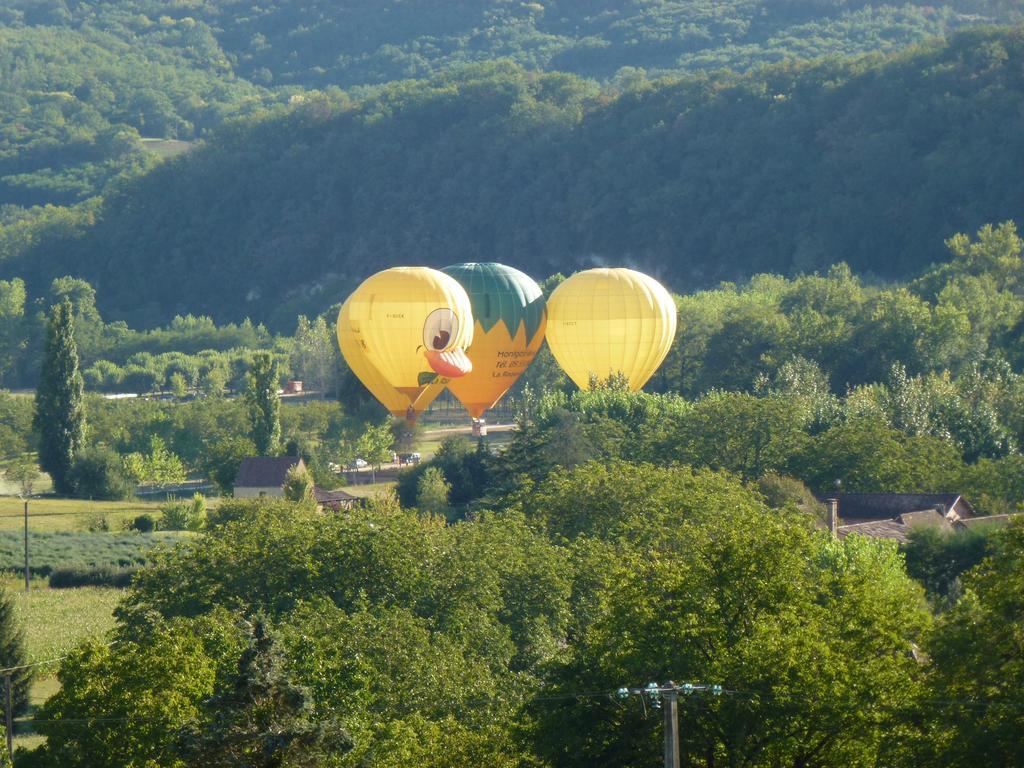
[545,268,677,391]
[337,267,474,420]
[441,263,546,426]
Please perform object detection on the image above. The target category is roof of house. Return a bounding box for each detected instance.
[826,493,972,523]
[955,514,1020,532]
[234,456,304,488]
[313,486,363,510]
[838,508,952,543]
[313,487,360,504]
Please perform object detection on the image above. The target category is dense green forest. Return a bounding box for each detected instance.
[2,26,1022,328]
[6,0,1014,209]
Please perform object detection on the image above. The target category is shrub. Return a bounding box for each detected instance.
[130,514,156,533]
[85,514,110,532]
[49,566,138,589]
[68,447,132,500]
[160,494,206,531]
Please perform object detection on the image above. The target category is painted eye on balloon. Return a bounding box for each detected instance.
[423,308,459,351]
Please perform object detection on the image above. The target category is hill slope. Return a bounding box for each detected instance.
[4,27,1024,328]
[1,1,1022,208]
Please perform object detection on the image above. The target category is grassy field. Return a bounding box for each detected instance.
[7,581,122,665]
[343,481,398,498]
[0,496,166,533]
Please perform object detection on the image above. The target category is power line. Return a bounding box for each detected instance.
[0,640,120,676]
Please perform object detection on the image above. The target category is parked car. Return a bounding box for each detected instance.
[351,458,368,469]
[397,452,421,465]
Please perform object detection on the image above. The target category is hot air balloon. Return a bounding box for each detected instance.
[337,267,474,422]
[545,268,677,391]
[441,263,546,432]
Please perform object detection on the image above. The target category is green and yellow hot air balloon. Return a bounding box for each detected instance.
[337,267,474,422]
[441,263,546,426]
[545,268,676,391]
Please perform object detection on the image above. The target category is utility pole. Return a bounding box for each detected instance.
[663,682,680,768]
[23,498,29,592]
[619,682,724,768]
[5,674,12,756]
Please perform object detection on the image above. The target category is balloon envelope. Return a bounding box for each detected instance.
[441,263,547,419]
[545,268,677,391]
[337,267,474,418]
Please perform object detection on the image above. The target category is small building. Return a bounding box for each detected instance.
[313,487,363,511]
[826,492,1021,543]
[233,456,365,510]
[829,493,975,525]
[234,456,305,499]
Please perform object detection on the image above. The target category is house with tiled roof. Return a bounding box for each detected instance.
[830,493,975,525]
[234,456,363,510]
[823,492,1020,543]
[234,456,306,498]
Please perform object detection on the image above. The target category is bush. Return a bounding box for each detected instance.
[85,514,110,532]
[160,494,206,531]
[130,514,156,533]
[49,566,138,589]
[68,447,132,500]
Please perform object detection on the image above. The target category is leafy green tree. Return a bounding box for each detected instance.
[67,446,132,500]
[33,299,86,494]
[416,467,451,517]
[533,507,929,767]
[523,460,763,545]
[282,463,315,503]
[122,435,186,487]
[24,618,229,768]
[671,392,809,480]
[0,279,26,386]
[789,417,963,494]
[902,526,992,603]
[245,353,280,456]
[202,435,257,494]
[920,519,1024,765]
[355,420,394,483]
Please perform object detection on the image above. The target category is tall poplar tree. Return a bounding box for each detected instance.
[34,300,85,494]
[245,352,280,455]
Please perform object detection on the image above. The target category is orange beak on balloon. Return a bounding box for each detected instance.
[425,347,472,378]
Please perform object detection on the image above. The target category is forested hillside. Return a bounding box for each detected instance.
[3,26,1023,328]
[0,0,1021,209]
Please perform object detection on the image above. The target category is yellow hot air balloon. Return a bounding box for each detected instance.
[441,263,546,424]
[545,268,677,391]
[337,267,475,421]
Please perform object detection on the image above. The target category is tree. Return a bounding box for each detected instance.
[671,392,810,480]
[25,620,224,768]
[122,436,186,488]
[417,467,451,517]
[0,279,26,387]
[245,353,280,456]
[0,589,31,720]
[67,447,132,500]
[5,460,39,500]
[179,617,351,767]
[282,464,315,503]
[202,435,257,494]
[920,519,1024,765]
[533,506,929,767]
[356,420,394,483]
[33,299,86,494]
